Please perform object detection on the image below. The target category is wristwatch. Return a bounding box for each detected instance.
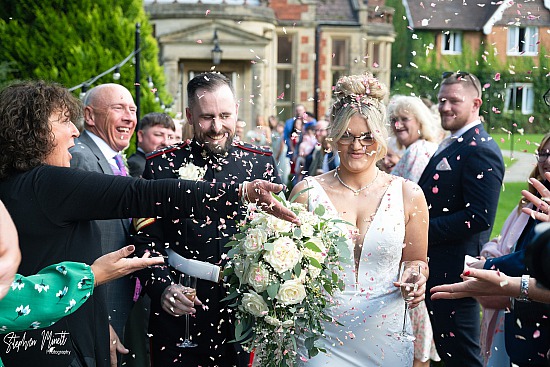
[515,274,531,302]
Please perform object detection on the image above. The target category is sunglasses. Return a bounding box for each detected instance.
[338,132,376,146]
[442,71,481,98]
[544,88,550,107]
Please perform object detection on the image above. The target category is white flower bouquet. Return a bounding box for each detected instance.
[223,195,351,367]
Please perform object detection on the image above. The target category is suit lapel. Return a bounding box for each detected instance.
[419,124,485,186]
[79,131,114,175]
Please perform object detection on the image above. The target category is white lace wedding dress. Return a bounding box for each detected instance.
[298,176,414,366]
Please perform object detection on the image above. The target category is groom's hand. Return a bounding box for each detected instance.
[243,180,300,225]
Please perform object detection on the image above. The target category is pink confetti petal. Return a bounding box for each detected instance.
[494,73,501,81]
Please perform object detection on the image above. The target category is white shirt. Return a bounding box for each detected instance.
[85,130,120,167]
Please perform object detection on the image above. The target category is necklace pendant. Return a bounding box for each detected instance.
[354,191,359,196]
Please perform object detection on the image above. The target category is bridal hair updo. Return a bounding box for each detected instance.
[329,72,389,161]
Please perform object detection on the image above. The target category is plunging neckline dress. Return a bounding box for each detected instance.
[298,176,414,366]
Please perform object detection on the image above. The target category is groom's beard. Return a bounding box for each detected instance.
[194,131,234,155]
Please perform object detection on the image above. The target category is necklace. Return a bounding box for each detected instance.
[335,170,379,196]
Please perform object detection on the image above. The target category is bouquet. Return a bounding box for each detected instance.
[222,194,351,367]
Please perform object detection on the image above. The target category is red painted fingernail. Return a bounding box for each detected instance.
[464,270,470,276]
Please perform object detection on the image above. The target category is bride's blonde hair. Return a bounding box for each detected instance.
[328,72,388,161]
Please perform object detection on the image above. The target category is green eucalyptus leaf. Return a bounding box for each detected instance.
[308,257,322,269]
[267,282,280,299]
[289,186,313,203]
[294,262,301,278]
[313,204,325,216]
[305,241,322,252]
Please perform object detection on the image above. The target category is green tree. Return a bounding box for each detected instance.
[0,0,170,122]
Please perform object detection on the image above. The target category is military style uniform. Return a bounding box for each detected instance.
[132,139,281,367]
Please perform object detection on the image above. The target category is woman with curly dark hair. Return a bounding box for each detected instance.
[0,80,83,178]
[0,80,295,367]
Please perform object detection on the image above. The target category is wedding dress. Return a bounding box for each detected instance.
[298,176,414,366]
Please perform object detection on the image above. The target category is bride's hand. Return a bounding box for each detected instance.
[408,273,426,309]
[393,273,426,309]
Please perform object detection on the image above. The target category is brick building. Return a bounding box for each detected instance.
[144,0,395,126]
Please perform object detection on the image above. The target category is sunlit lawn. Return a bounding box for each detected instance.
[492,182,526,238]
[490,133,543,238]
[491,132,544,154]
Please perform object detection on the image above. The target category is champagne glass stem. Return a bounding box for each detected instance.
[185,313,191,342]
[401,303,408,335]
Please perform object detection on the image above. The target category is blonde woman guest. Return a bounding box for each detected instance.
[388,95,441,183]
[289,73,429,366]
[388,95,441,367]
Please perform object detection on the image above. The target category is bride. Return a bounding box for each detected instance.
[289,73,429,366]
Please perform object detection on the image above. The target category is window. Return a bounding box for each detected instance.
[441,31,462,54]
[505,83,534,114]
[507,26,538,55]
[331,39,348,94]
[276,35,294,122]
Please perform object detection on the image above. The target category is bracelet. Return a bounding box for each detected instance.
[515,274,531,302]
[241,181,250,206]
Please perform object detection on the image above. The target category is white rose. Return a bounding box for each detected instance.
[178,162,207,181]
[243,228,267,255]
[263,237,302,274]
[298,210,320,226]
[247,263,271,292]
[241,291,269,317]
[266,216,293,234]
[276,279,307,305]
[249,210,268,230]
[265,316,282,327]
[300,223,314,238]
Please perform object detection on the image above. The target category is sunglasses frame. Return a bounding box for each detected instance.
[442,71,481,98]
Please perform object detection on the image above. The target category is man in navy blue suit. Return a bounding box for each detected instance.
[418,72,505,367]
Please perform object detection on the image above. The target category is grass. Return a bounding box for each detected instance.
[491,182,526,238]
[490,132,543,238]
[490,132,544,154]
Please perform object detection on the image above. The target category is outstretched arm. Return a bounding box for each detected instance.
[430,268,550,304]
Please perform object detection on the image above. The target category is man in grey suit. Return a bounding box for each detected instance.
[69,83,137,365]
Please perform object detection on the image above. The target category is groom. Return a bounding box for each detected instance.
[418,72,504,367]
[131,72,281,367]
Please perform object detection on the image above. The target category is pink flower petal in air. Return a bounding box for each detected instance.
[494,73,501,81]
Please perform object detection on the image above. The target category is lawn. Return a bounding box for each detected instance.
[491,182,526,238]
[491,132,544,154]
[490,133,543,238]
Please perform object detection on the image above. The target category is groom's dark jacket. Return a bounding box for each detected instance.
[131,139,280,365]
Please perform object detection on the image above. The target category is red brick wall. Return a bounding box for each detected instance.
[270,0,309,21]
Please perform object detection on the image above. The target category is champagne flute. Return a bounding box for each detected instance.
[394,261,420,341]
[176,273,198,348]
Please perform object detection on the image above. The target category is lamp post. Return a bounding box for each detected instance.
[211,30,223,65]
[135,23,141,128]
